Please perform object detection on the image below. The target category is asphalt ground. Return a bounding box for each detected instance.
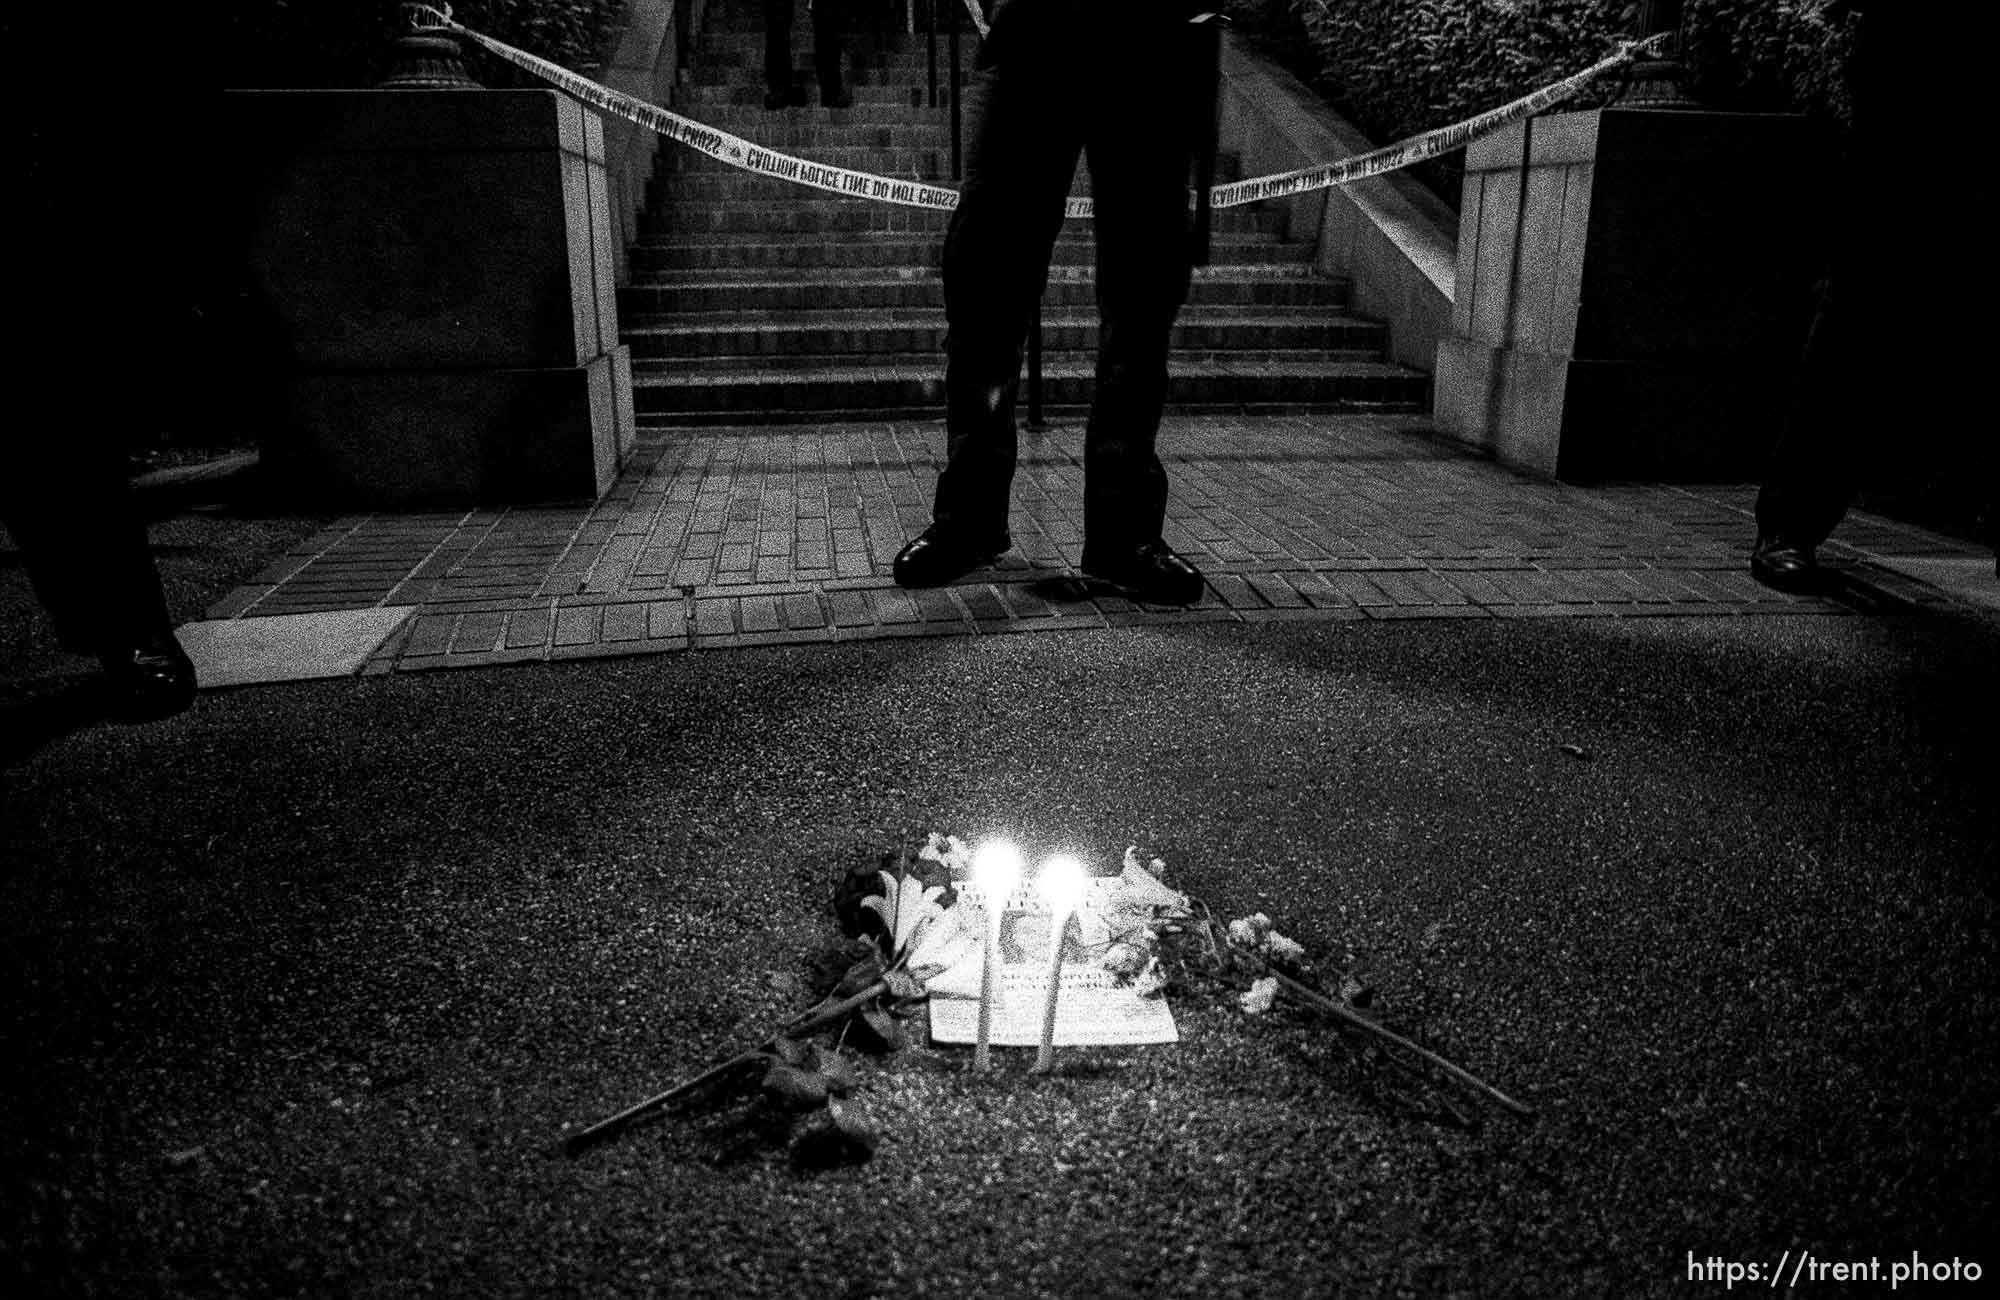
[2,470,1996,1298]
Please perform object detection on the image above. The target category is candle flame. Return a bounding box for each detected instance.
[1037,854,1088,912]
[971,839,1024,896]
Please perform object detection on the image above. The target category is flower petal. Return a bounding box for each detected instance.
[1239,976,1279,1015]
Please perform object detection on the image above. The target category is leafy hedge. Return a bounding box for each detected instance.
[1223,0,1857,208]
[213,0,628,89]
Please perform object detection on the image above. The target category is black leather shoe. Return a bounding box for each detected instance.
[1082,540,1206,606]
[764,89,788,110]
[821,89,853,109]
[99,632,197,722]
[1750,537,1822,594]
[892,527,1009,588]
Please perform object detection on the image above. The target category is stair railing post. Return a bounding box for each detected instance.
[1613,0,1697,108]
[947,0,962,179]
[1026,305,1045,430]
[927,0,939,108]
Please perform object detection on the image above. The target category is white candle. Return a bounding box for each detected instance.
[970,840,1024,1072]
[1032,854,1088,1074]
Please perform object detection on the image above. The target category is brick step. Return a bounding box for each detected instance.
[631,357,1429,424]
[629,234,1314,272]
[640,119,1062,149]
[644,159,1247,204]
[640,200,1285,237]
[697,47,946,69]
[686,62,944,87]
[662,143,956,175]
[622,310,1389,360]
[647,143,1242,179]
[618,265,1350,314]
[692,41,945,65]
[652,147,1251,196]
[679,81,958,106]
[653,109,1245,164]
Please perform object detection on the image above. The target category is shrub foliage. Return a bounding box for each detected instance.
[1224,0,1857,207]
[214,0,628,89]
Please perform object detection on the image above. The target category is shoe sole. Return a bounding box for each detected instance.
[1079,567,1205,606]
[893,547,1008,589]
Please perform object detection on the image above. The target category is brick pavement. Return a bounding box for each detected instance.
[201,415,1986,677]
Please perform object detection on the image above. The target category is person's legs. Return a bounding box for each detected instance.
[1753,272,1857,591]
[1073,19,1203,604]
[896,43,1079,587]
[811,0,849,107]
[763,0,804,107]
[2,442,195,721]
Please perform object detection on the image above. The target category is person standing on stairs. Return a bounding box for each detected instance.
[893,0,1221,605]
[764,0,852,109]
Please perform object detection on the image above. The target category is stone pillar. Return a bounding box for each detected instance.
[231,89,635,507]
[1432,108,1829,481]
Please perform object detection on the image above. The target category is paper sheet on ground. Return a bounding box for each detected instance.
[927,879,1178,1047]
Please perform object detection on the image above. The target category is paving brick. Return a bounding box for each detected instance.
[504,606,553,650]
[998,583,1062,619]
[911,588,968,625]
[1528,568,1624,604]
[1204,572,1266,609]
[1325,571,1393,606]
[1277,570,1351,610]
[404,614,456,657]
[600,602,650,642]
[1368,569,1467,606]
[1243,573,1309,608]
[958,584,1010,621]
[1362,604,1488,620]
[693,598,737,637]
[739,594,783,633]
[647,600,690,641]
[783,592,828,630]
[553,605,602,646]
[827,589,873,628]
[193,413,1980,678]
[869,588,922,625]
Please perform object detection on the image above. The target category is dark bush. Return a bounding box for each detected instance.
[211,0,627,90]
[1225,0,1856,208]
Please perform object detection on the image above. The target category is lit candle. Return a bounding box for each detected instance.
[970,840,1024,1072]
[1032,854,1088,1074]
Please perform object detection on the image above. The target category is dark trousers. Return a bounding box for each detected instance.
[6,15,180,660]
[1755,272,1857,551]
[931,11,1196,564]
[764,0,846,98]
[2,442,174,657]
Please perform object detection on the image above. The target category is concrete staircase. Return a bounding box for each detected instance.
[617,0,1430,425]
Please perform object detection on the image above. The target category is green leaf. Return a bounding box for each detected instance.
[809,1045,857,1097]
[760,1061,831,1112]
[881,969,926,1004]
[856,1004,903,1052]
[832,952,886,999]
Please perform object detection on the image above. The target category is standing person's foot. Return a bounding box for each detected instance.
[892,527,1010,588]
[766,85,809,109]
[1082,540,1206,605]
[821,88,852,109]
[98,632,197,722]
[1750,536,1822,594]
